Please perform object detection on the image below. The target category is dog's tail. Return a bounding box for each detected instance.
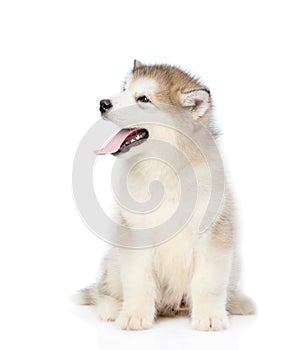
[71,284,98,305]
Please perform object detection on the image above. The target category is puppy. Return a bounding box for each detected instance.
[75,60,256,331]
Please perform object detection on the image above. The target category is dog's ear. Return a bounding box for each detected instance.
[180,89,211,117]
[133,59,143,71]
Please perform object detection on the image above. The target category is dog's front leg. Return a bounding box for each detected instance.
[191,241,232,331]
[116,249,156,330]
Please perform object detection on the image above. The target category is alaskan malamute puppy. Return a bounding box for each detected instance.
[75,60,256,331]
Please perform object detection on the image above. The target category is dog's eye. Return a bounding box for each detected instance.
[137,95,151,103]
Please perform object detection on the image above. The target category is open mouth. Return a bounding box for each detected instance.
[94,128,149,156]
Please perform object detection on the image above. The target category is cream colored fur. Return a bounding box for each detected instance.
[75,62,256,331]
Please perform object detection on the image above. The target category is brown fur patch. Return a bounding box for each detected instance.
[132,64,208,106]
[210,194,236,250]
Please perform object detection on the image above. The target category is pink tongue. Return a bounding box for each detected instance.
[94,128,137,155]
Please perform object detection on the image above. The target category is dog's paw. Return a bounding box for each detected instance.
[116,313,154,330]
[97,296,120,321]
[192,312,229,331]
[227,292,257,315]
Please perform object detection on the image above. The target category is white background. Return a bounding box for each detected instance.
[1,0,297,349]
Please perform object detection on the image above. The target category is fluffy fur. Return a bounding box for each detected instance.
[74,61,256,331]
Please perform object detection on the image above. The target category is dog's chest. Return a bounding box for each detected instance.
[154,231,195,296]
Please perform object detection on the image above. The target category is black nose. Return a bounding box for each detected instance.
[100,99,113,113]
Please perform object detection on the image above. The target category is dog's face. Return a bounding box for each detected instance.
[97,61,212,157]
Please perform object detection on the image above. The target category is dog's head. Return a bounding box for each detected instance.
[97,61,213,156]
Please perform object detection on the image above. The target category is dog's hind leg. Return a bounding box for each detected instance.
[227,291,257,315]
[97,295,121,321]
[72,286,121,321]
[73,248,123,321]
[227,251,257,316]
